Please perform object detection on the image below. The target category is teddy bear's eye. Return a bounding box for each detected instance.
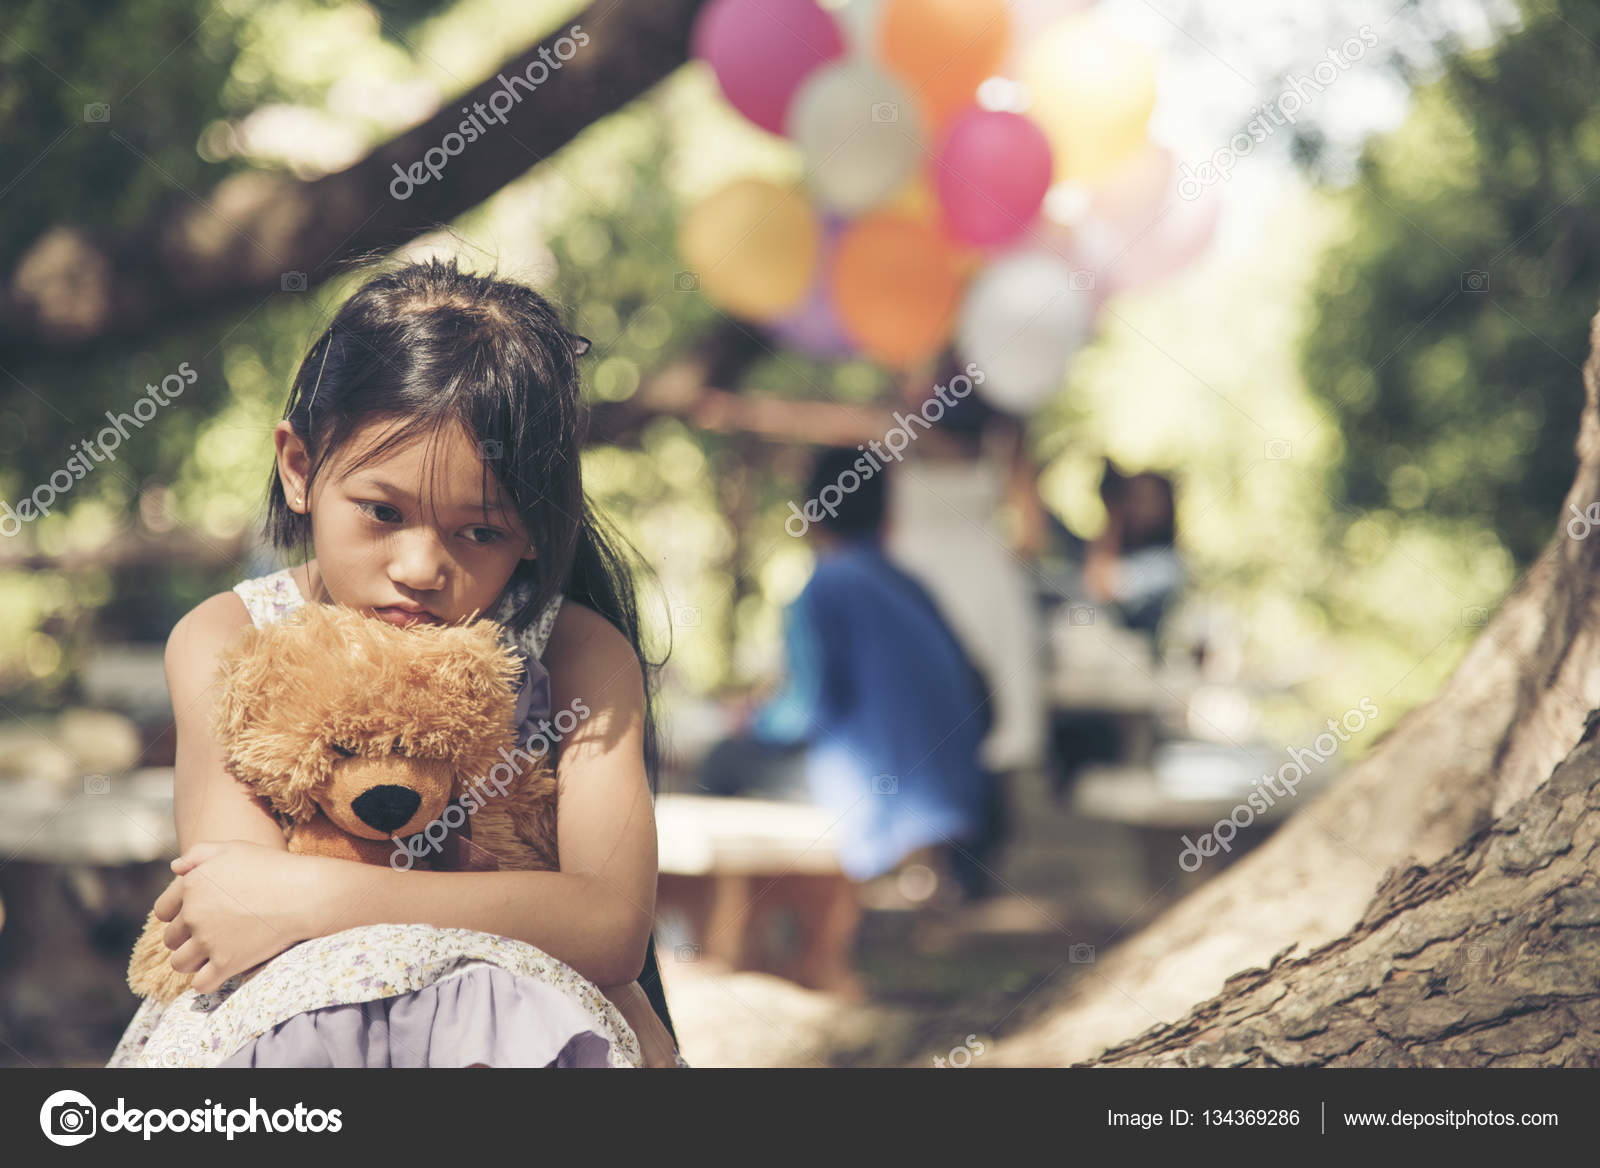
[330,742,357,758]
[392,736,406,756]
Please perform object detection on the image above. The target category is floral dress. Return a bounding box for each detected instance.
[107,568,681,1068]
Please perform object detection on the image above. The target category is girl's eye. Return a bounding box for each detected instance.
[331,742,357,758]
[356,500,402,524]
[465,527,505,546]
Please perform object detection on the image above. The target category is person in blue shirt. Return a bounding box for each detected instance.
[700,447,1006,905]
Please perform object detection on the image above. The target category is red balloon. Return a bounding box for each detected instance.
[933,110,1053,248]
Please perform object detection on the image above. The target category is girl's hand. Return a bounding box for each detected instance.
[155,840,318,994]
[598,981,682,1069]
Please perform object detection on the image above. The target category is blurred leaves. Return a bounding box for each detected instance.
[1304,0,1600,565]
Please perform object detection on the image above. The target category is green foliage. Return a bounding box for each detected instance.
[1303,0,1600,565]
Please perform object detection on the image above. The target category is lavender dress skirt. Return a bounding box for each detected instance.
[106,924,686,1068]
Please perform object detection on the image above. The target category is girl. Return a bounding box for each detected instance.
[108,258,686,1068]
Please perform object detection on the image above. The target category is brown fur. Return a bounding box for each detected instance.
[129,602,561,1002]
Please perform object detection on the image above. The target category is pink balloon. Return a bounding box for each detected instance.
[692,0,846,135]
[933,109,1053,247]
[1099,182,1223,293]
[1086,143,1176,240]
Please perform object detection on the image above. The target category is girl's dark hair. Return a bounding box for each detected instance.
[264,256,678,1045]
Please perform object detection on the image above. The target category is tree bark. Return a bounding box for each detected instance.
[995,301,1600,1066]
[1088,712,1600,1066]
[0,0,711,364]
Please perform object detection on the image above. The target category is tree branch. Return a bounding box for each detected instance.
[0,0,711,364]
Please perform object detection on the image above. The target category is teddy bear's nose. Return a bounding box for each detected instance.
[351,785,423,832]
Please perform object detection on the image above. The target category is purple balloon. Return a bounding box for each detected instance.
[772,280,857,359]
[934,110,1053,248]
[692,0,846,136]
[771,215,856,358]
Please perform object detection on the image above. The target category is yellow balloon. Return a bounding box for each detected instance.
[883,172,937,224]
[678,179,820,321]
[1021,14,1158,183]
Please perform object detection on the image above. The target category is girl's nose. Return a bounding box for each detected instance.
[388,531,448,593]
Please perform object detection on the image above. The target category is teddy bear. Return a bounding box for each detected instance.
[127,600,560,1003]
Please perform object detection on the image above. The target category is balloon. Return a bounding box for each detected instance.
[1084,142,1175,239]
[832,213,968,367]
[957,248,1095,413]
[692,0,845,135]
[933,109,1053,247]
[883,171,939,225]
[831,0,885,55]
[1098,180,1222,293]
[879,0,1010,130]
[1000,0,1097,75]
[787,60,924,213]
[771,278,858,359]
[1021,13,1158,182]
[1017,216,1111,319]
[678,179,821,320]
[771,217,857,358]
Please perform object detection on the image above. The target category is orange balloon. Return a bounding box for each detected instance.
[831,213,967,367]
[880,0,1010,130]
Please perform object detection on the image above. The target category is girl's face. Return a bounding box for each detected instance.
[274,415,535,627]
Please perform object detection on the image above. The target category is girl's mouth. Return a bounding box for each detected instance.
[372,606,443,628]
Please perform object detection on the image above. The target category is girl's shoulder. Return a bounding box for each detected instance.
[541,600,641,687]
[163,589,257,695]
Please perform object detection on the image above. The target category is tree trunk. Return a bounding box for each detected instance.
[995,301,1600,1066]
[1088,712,1600,1066]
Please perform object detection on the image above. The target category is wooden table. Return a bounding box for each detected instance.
[654,794,862,998]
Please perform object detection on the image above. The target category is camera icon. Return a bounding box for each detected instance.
[1069,269,1096,291]
[675,270,700,292]
[1068,942,1095,963]
[1461,605,1488,627]
[479,438,503,459]
[870,102,898,123]
[870,774,898,795]
[1068,605,1095,627]
[281,271,308,292]
[84,773,110,796]
[674,605,700,628]
[675,943,701,963]
[1460,270,1490,292]
[41,1091,97,1145]
[1264,438,1292,460]
[83,103,110,123]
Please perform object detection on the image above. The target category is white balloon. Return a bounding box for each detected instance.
[958,249,1095,413]
[787,60,922,214]
[829,0,884,56]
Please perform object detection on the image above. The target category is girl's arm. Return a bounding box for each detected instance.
[281,602,658,988]
[168,593,289,854]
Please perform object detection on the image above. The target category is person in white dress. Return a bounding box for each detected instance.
[881,352,1050,779]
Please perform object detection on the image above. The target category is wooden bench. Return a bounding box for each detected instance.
[653,794,863,999]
